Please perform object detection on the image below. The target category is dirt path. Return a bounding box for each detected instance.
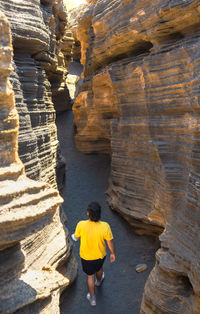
[56,111,159,314]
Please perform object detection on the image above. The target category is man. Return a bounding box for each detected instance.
[72,201,116,306]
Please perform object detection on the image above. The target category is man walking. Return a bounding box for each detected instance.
[72,201,116,306]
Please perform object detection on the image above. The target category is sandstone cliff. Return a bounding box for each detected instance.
[71,0,200,312]
[0,9,77,314]
[0,0,75,188]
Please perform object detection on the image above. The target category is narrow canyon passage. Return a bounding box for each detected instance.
[56,111,160,314]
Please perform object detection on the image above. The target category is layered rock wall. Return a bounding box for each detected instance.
[0,0,75,188]
[0,8,76,314]
[72,0,200,312]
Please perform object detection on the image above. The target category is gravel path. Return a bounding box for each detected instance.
[56,111,159,314]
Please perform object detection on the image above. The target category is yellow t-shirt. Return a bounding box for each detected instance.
[74,220,113,260]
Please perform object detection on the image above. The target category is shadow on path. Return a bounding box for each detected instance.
[56,111,160,314]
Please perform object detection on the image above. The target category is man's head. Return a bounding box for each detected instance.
[87,201,101,222]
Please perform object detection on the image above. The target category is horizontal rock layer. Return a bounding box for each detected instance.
[0,9,77,314]
[71,0,200,312]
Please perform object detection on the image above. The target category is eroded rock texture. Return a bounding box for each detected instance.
[72,0,200,312]
[0,11,77,313]
[0,0,75,188]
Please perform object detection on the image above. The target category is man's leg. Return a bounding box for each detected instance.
[87,274,95,296]
[96,268,103,281]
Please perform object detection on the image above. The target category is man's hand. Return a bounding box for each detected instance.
[71,234,79,241]
[110,253,116,263]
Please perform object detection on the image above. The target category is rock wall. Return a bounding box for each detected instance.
[0,0,75,189]
[0,8,77,314]
[71,0,200,312]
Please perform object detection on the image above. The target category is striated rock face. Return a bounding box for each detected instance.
[0,10,77,313]
[72,0,200,312]
[0,0,75,188]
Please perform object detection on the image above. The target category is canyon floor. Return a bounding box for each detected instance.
[56,111,160,314]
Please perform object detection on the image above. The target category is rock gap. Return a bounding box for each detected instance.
[56,110,160,314]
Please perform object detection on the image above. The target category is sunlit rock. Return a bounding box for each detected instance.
[66,74,80,100]
[73,69,120,153]
[0,10,77,313]
[136,264,148,273]
[71,0,200,312]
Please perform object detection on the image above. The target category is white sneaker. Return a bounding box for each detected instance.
[95,272,105,287]
[86,293,96,306]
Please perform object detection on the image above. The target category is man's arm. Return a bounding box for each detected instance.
[107,239,116,263]
[72,221,81,241]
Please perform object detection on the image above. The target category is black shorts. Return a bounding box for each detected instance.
[81,256,106,275]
